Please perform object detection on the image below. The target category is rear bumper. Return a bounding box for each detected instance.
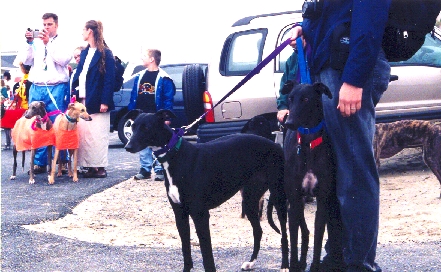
[196,120,248,143]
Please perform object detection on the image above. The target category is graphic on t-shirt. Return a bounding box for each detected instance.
[139,82,155,94]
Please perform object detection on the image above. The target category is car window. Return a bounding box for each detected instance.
[219,29,268,76]
[391,31,441,67]
[278,27,297,73]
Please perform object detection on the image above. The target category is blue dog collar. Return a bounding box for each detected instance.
[297,121,325,135]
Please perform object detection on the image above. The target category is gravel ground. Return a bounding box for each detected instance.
[1,129,441,272]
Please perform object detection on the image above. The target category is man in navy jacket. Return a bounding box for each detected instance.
[291,1,391,271]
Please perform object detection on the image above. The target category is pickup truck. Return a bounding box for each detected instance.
[182,11,441,143]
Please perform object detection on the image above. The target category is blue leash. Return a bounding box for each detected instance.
[296,37,312,84]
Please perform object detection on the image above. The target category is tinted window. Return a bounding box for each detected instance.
[392,31,441,67]
[162,66,185,89]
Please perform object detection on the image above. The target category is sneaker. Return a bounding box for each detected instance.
[154,170,164,181]
[134,168,151,180]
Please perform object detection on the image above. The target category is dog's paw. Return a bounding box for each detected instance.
[279,268,289,272]
[168,185,181,204]
[29,178,35,184]
[241,259,256,271]
[48,175,55,185]
[10,175,16,180]
[72,176,79,182]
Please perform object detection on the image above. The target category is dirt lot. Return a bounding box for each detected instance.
[25,148,440,249]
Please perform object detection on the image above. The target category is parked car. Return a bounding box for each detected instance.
[111,63,207,145]
[182,11,441,143]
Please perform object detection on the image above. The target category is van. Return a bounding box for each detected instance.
[183,11,441,143]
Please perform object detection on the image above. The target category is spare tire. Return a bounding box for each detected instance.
[182,64,206,131]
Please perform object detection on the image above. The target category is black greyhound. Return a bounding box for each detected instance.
[283,83,342,272]
[124,109,289,272]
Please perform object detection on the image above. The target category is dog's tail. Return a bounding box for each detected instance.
[266,194,281,234]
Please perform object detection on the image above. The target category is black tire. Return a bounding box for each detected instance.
[182,64,206,129]
[117,115,134,145]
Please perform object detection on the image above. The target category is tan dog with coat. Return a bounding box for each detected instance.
[49,101,92,184]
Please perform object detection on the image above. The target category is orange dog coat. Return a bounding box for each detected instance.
[53,114,79,150]
[12,116,55,151]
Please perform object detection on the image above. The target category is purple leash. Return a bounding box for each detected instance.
[184,37,293,132]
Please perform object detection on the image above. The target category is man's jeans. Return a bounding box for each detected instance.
[317,51,390,271]
[140,147,163,173]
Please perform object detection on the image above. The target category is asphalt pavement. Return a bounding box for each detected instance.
[1,129,440,272]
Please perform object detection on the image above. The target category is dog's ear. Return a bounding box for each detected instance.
[40,101,47,108]
[281,80,298,95]
[313,82,333,99]
[68,103,75,109]
[156,109,177,121]
[124,109,143,121]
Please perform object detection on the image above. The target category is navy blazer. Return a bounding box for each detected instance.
[72,46,115,114]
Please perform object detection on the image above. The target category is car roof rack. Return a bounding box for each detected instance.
[232,10,301,27]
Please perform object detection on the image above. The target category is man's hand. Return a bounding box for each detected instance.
[25,29,34,43]
[40,29,50,45]
[289,26,303,48]
[337,82,362,117]
[277,109,289,123]
[100,104,108,113]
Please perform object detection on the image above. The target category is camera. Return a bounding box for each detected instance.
[33,30,40,38]
[27,28,40,38]
[302,0,323,19]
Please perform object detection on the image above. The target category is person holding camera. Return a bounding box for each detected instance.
[290,1,392,271]
[19,12,72,174]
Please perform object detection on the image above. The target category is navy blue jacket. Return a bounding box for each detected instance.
[303,0,391,87]
[72,46,115,114]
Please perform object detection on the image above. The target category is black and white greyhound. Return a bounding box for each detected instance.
[124,109,289,272]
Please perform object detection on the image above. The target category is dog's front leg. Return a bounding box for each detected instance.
[71,149,78,182]
[49,149,59,185]
[287,195,307,272]
[29,149,36,184]
[47,145,53,176]
[310,198,327,272]
[171,203,194,272]
[10,146,18,180]
[191,208,216,272]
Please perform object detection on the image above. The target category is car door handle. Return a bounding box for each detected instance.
[389,75,399,82]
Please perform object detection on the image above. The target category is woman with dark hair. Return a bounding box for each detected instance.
[71,20,115,178]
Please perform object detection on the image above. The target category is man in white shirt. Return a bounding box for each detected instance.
[21,12,72,173]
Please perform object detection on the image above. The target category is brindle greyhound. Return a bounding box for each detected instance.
[10,101,54,184]
[374,120,441,197]
[124,109,289,272]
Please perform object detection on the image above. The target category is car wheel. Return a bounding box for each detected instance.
[117,116,134,145]
[182,64,205,129]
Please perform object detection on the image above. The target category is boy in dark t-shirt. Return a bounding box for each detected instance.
[128,49,176,181]
[136,70,159,113]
